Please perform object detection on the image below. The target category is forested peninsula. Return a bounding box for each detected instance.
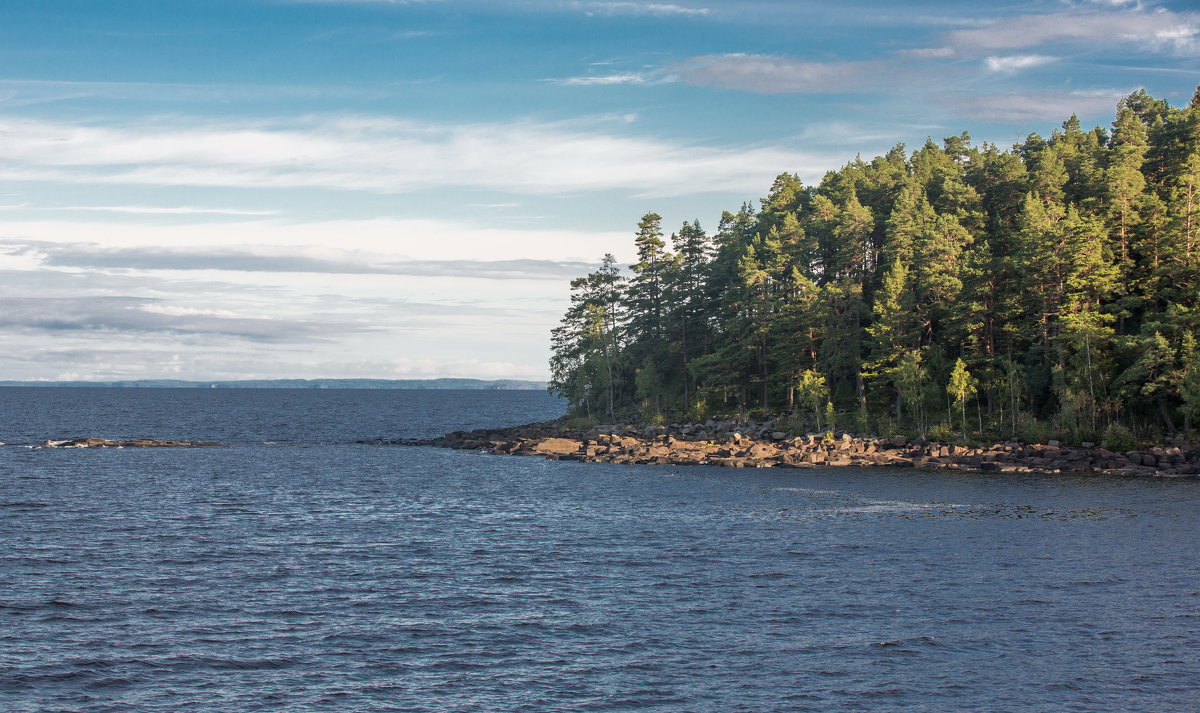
[549,87,1200,451]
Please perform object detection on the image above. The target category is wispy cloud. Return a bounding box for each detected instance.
[8,239,596,281]
[0,296,355,342]
[550,73,652,86]
[984,54,1057,73]
[282,0,445,4]
[392,29,438,38]
[898,47,959,59]
[568,1,710,17]
[939,8,1200,56]
[63,205,280,216]
[670,53,874,94]
[0,113,840,198]
[941,89,1128,122]
[0,78,392,109]
[0,215,630,264]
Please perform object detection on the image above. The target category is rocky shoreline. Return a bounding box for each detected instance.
[410,419,1200,478]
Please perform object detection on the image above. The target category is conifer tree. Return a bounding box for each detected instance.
[547,85,1200,439]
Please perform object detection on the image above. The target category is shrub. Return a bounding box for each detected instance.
[927,422,956,443]
[785,411,810,435]
[1100,423,1137,451]
[1070,426,1099,447]
[854,407,870,434]
[1016,414,1060,444]
[872,414,898,439]
[560,415,599,431]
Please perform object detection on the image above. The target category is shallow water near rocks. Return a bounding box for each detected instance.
[1,387,1198,711]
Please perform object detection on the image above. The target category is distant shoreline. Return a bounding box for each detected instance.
[0,378,548,390]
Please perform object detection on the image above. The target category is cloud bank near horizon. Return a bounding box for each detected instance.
[1,0,1196,381]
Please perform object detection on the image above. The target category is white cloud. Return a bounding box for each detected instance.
[0,113,837,198]
[670,54,874,94]
[308,357,546,380]
[5,238,597,281]
[0,77,390,109]
[899,47,959,59]
[0,295,349,342]
[943,89,1127,122]
[940,8,1200,56]
[551,73,651,85]
[984,54,1057,73]
[137,304,269,319]
[0,217,631,263]
[64,205,280,216]
[569,1,710,17]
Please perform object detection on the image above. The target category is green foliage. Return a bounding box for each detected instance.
[867,413,894,437]
[896,350,929,433]
[1016,414,1061,445]
[794,369,828,430]
[549,87,1200,444]
[642,412,665,427]
[560,415,600,431]
[635,356,663,422]
[785,411,809,435]
[1100,423,1138,451]
[685,397,709,423]
[947,357,977,433]
[927,422,956,443]
[854,406,870,434]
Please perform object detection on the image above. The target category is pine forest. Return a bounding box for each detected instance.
[549,87,1200,447]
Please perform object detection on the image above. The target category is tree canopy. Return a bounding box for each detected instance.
[550,87,1200,444]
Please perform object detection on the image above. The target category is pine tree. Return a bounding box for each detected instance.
[627,213,673,346]
[1108,106,1149,286]
[548,87,1200,438]
[866,257,916,419]
[669,219,713,411]
[549,254,624,419]
[1058,208,1120,429]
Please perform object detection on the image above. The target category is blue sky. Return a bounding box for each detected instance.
[1,0,1197,381]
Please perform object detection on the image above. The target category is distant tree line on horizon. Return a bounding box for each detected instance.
[549,86,1200,446]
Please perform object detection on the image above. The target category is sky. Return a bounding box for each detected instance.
[1,0,1198,382]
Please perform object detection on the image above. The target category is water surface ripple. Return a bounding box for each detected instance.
[1,388,1198,711]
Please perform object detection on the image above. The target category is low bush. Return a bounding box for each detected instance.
[927,422,956,443]
[560,415,599,431]
[1100,423,1137,451]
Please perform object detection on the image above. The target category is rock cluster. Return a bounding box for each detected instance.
[425,420,1200,478]
[37,437,221,449]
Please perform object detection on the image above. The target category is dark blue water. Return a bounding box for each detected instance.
[1,388,1198,712]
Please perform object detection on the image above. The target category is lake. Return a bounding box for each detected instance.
[1,387,1197,711]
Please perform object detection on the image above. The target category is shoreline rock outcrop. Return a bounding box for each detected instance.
[36,437,223,449]
[414,420,1200,478]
